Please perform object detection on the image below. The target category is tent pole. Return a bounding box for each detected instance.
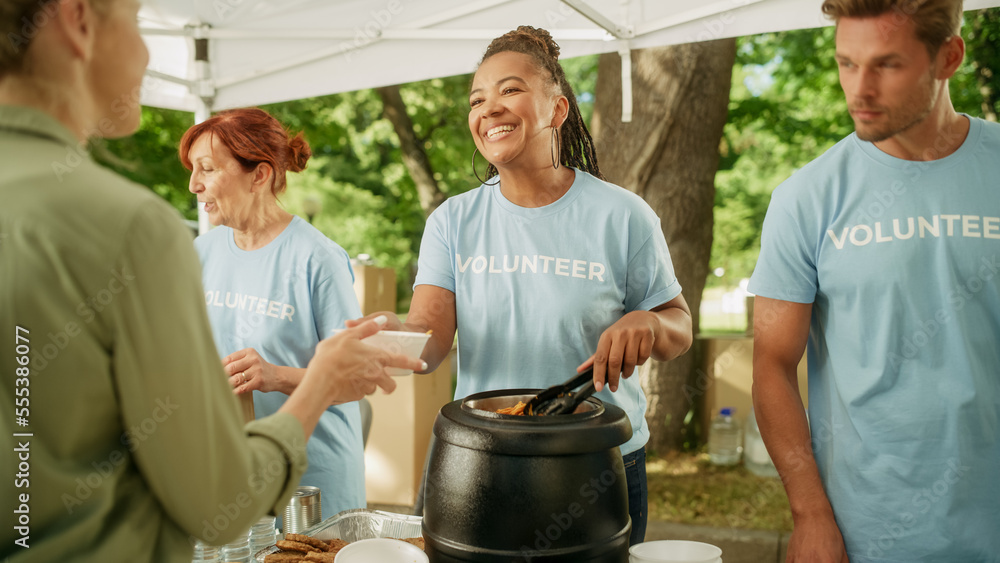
[562,0,634,124]
[618,42,633,123]
[194,97,211,236]
[193,24,214,236]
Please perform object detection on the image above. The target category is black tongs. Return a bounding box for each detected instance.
[526,367,599,416]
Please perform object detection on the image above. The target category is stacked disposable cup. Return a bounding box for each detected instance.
[283,486,321,535]
[221,530,252,563]
[191,540,221,563]
[250,516,278,554]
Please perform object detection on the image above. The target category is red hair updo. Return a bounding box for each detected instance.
[179,107,311,196]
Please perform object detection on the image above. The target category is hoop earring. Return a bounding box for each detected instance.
[550,127,561,170]
[472,148,500,186]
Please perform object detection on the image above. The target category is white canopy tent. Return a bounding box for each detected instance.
[138,0,1000,232]
[140,0,1000,119]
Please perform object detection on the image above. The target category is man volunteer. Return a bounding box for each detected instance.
[749,1,999,562]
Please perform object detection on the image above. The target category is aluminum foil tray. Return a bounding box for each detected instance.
[255,508,423,561]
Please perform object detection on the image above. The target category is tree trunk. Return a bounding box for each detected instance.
[376,85,448,215]
[592,39,736,455]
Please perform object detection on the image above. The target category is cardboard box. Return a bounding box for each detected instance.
[364,356,453,505]
[700,335,808,433]
[352,264,454,506]
[352,264,396,316]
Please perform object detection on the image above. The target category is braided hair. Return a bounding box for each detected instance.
[478,26,603,180]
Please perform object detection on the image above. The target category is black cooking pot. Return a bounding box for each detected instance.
[422,389,633,563]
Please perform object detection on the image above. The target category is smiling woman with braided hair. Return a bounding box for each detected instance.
[351,25,694,545]
[475,27,603,184]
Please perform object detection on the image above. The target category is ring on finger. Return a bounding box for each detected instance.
[239,372,246,385]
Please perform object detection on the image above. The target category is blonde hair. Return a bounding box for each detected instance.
[821,0,964,56]
[1,0,115,78]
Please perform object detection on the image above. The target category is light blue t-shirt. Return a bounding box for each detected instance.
[415,169,682,455]
[749,117,1000,562]
[195,215,366,518]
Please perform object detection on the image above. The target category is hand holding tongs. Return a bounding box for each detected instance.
[526,367,599,416]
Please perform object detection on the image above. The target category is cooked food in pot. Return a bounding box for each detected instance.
[495,401,528,415]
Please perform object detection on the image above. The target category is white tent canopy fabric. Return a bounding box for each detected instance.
[140,0,1000,117]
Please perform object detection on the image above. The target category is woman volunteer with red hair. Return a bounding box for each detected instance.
[180,108,370,519]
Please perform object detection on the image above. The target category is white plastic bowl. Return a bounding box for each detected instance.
[333,537,428,563]
[331,329,431,376]
[629,540,723,563]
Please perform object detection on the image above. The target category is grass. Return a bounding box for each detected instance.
[646,450,793,532]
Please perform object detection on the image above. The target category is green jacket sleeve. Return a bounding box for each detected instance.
[108,201,307,544]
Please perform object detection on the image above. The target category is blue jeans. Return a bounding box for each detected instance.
[623,447,647,546]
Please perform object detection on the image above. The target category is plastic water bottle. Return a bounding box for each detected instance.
[743,407,779,477]
[708,407,743,466]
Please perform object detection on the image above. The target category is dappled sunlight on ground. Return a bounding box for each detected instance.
[646,451,702,477]
[646,451,793,532]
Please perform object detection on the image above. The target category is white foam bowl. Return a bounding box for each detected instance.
[331,329,431,376]
[333,538,428,563]
[629,540,723,563]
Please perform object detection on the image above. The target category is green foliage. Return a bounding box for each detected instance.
[93,106,197,219]
[260,75,484,300]
[711,8,1000,288]
[280,158,415,278]
[93,10,998,302]
[711,27,850,288]
[396,76,480,200]
[91,53,602,306]
[954,8,1000,119]
[562,54,600,125]
[94,75,481,304]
